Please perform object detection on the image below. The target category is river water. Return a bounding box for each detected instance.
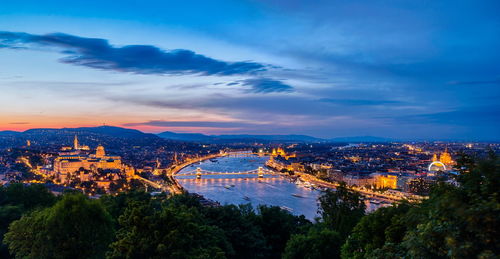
[176,155,322,220]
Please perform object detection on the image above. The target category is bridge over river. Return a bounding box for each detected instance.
[175,166,286,179]
[139,151,422,203]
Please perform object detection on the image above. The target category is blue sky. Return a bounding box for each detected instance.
[0,0,499,140]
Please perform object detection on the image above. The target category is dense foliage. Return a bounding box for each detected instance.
[0,184,57,258]
[0,154,498,258]
[341,153,500,258]
[4,194,114,259]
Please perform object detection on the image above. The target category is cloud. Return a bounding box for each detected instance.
[9,122,30,125]
[447,79,500,86]
[0,31,266,76]
[319,98,402,106]
[122,120,263,128]
[392,105,500,126]
[110,93,390,118]
[0,31,295,93]
[238,78,293,93]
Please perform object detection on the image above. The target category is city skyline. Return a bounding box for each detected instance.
[1,0,499,140]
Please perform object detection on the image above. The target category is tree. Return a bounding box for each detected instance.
[0,183,56,213]
[0,205,24,258]
[202,204,267,259]
[100,190,153,221]
[4,193,114,259]
[107,200,229,259]
[252,205,311,259]
[354,154,500,258]
[401,155,500,258]
[318,183,365,239]
[341,203,411,259]
[0,184,56,258]
[283,226,342,259]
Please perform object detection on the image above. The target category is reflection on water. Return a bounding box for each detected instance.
[177,156,321,220]
[177,155,386,219]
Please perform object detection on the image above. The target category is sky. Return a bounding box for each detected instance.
[0,0,499,140]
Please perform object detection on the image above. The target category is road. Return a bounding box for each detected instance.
[295,172,423,202]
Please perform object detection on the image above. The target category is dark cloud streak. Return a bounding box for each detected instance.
[319,98,402,106]
[123,120,262,128]
[0,31,266,76]
[447,79,500,86]
[239,78,293,93]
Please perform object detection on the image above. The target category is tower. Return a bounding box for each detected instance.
[196,167,202,179]
[73,135,79,150]
[258,166,264,178]
[156,158,161,168]
[432,153,438,162]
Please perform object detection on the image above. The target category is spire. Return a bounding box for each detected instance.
[156,158,161,168]
[74,135,79,150]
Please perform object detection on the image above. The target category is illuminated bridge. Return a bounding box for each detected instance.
[174,166,285,179]
[224,151,271,157]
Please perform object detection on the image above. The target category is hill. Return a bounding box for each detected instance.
[157,131,324,143]
[0,126,168,149]
[329,136,393,143]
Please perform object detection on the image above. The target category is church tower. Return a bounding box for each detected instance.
[156,158,161,168]
[74,135,79,150]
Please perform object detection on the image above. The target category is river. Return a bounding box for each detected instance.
[175,155,383,220]
[176,155,322,220]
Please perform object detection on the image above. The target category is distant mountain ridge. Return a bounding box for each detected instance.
[156,131,213,141]
[0,126,393,144]
[156,131,323,142]
[329,136,393,142]
[156,131,391,143]
[0,130,22,136]
[0,126,165,149]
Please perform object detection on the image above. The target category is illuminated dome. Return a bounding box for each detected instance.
[96,145,106,158]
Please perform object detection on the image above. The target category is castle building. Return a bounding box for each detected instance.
[53,145,123,174]
[271,147,296,160]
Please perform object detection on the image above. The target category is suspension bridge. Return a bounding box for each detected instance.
[137,152,275,194]
[174,166,285,179]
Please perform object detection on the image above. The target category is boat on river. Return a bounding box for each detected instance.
[177,154,321,220]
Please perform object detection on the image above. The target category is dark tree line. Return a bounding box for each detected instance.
[0,153,498,258]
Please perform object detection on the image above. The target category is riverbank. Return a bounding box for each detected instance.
[175,155,322,219]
